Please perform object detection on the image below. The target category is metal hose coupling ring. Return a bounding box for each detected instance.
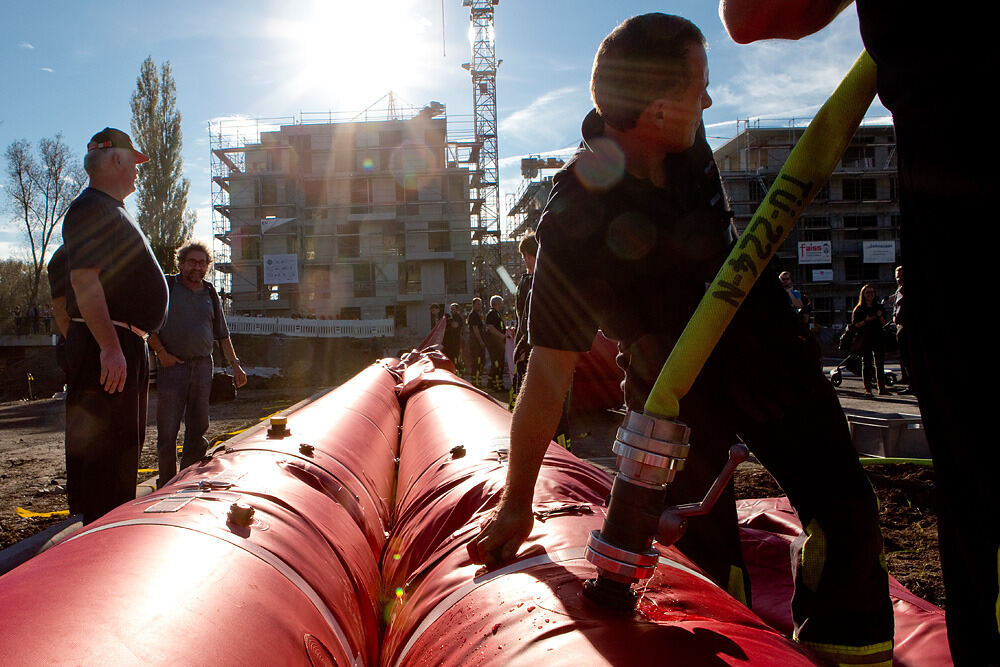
[585,530,658,582]
[611,410,691,489]
[584,410,693,607]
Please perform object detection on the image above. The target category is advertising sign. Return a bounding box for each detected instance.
[863,240,896,264]
[263,254,299,284]
[812,269,834,282]
[798,240,831,264]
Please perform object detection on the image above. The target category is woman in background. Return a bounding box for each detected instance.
[852,284,888,396]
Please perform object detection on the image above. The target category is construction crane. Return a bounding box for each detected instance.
[461,0,501,296]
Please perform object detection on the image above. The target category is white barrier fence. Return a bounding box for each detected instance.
[227,316,394,338]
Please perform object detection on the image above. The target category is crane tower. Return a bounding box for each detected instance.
[462,0,501,295]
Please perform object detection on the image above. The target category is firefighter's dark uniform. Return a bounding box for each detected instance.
[528,110,894,663]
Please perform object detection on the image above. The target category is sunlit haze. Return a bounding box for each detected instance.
[0,1,883,255]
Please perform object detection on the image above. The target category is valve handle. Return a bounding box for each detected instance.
[657,443,749,546]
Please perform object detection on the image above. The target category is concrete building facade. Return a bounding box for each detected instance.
[714,123,901,329]
[211,109,475,341]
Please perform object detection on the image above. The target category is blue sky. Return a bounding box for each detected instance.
[0,0,885,259]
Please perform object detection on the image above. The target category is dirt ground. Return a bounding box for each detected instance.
[0,376,943,610]
[0,378,326,550]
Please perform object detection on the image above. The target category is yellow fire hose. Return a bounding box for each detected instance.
[644,51,877,420]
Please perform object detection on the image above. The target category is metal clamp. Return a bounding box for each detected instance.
[585,530,658,581]
[612,410,691,488]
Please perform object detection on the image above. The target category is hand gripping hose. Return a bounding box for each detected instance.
[585,51,878,610]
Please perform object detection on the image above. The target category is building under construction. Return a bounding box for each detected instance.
[502,155,564,280]
[209,104,480,341]
[715,121,901,329]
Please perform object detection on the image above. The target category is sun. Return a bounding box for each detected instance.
[267,0,439,110]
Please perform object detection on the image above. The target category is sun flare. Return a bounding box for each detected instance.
[269,0,438,110]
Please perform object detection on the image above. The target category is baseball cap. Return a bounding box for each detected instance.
[87,127,150,164]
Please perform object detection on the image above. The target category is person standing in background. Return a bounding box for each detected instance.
[147,240,246,488]
[62,127,167,524]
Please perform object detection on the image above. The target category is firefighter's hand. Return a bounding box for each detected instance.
[467,500,533,565]
[99,347,127,393]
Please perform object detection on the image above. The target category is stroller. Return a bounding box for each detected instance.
[829,354,897,387]
[829,322,898,387]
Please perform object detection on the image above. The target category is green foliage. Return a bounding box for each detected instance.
[130,56,194,274]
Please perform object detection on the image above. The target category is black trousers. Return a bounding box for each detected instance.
[487,340,505,387]
[657,293,893,650]
[896,125,999,665]
[65,322,148,524]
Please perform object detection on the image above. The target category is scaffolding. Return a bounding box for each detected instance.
[208,102,477,311]
[714,119,900,326]
[210,116,293,299]
[499,155,565,279]
[462,0,501,296]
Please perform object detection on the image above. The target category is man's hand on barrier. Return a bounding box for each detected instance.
[468,499,534,565]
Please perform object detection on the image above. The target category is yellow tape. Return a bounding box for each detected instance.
[644,51,877,419]
[16,507,70,519]
[137,468,157,474]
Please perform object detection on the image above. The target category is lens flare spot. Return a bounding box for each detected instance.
[576,137,625,191]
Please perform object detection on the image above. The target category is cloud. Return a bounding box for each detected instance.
[40,67,54,73]
[710,12,877,120]
[191,206,214,245]
[18,42,34,49]
[500,87,584,145]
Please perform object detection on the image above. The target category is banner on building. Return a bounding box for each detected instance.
[812,269,834,282]
[798,240,831,264]
[261,217,295,234]
[863,240,896,264]
[263,254,299,285]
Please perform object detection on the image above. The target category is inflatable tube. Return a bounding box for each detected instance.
[380,361,816,666]
[0,363,401,666]
[0,355,950,665]
[737,498,952,666]
[571,331,625,412]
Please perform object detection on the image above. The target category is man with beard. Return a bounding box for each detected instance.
[148,241,246,488]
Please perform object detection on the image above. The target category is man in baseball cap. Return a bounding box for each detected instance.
[87,127,149,163]
[61,124,166,523]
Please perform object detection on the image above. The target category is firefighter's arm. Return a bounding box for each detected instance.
[719,0,853,44]
[467,346,579,564]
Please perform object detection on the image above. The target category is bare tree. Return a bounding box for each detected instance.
[3,135,85,305]
[131,56,193,273]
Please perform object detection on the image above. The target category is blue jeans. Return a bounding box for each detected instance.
[155,356,213,487]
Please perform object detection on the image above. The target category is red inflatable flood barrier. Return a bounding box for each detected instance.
[571,331,625,412]
[737,498,953,666]
[380,359,816,666]
[0,363,401,666]
[0,355,950,665]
